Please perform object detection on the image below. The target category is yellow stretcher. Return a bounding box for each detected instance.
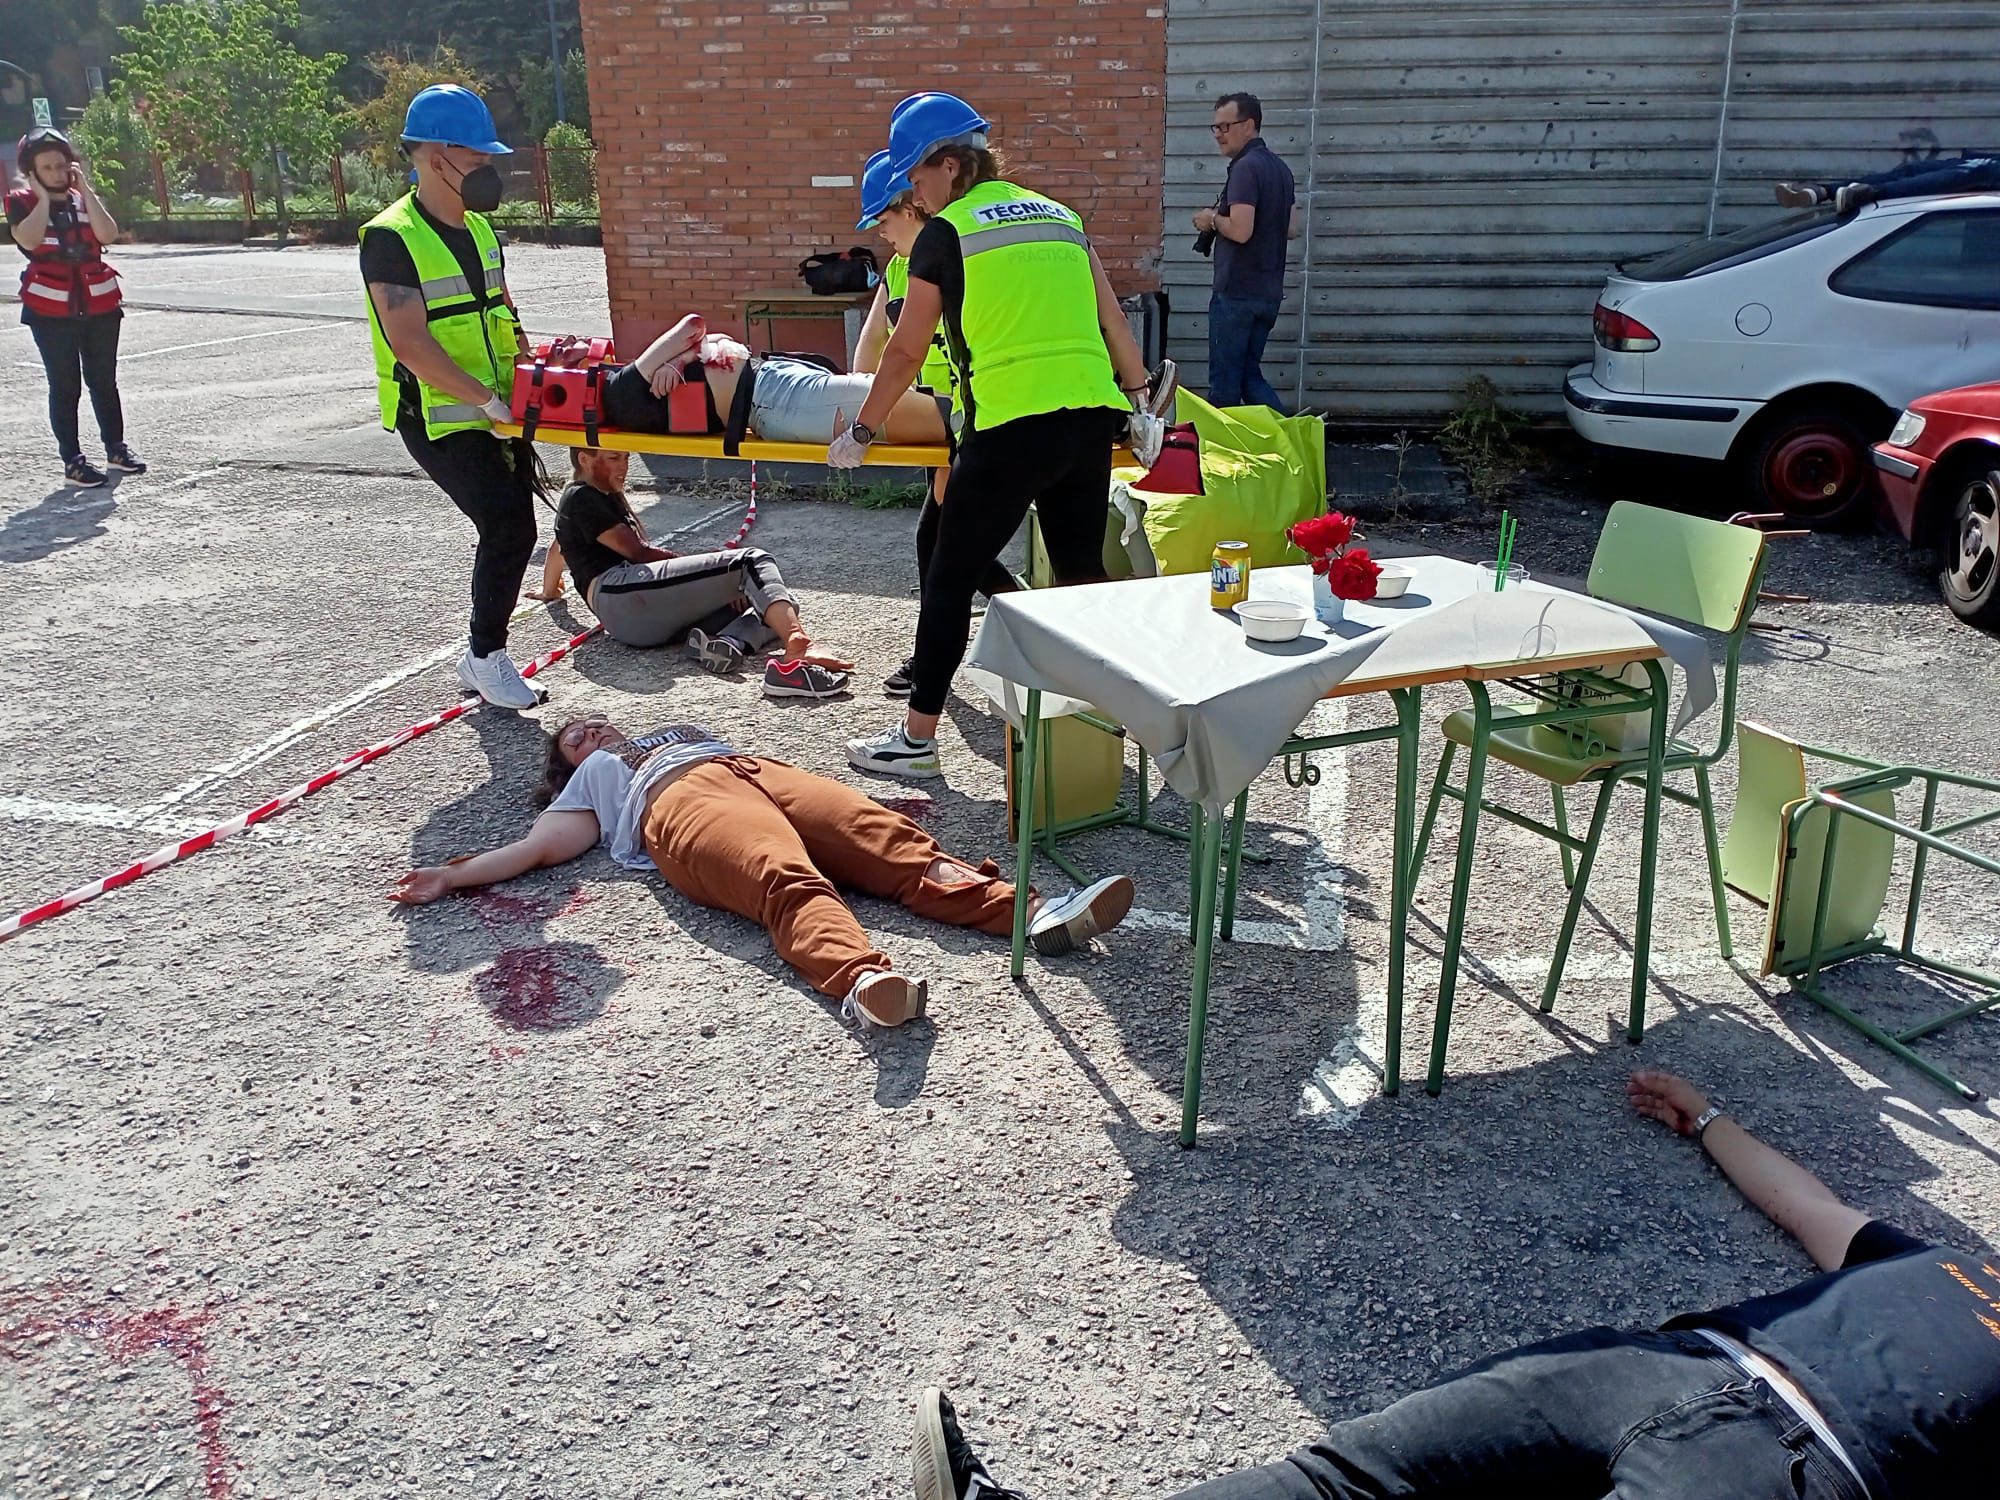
[496,422,1132,469]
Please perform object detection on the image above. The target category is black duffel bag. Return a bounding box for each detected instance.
[798,246,879,295]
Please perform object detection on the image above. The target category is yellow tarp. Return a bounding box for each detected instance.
[1118,389,1328,577]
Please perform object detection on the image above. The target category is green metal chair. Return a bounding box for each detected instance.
[1411,502,1770,1091]
[1726,720,2000,1101]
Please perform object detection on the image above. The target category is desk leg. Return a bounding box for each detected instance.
[1386,685,1420,1097]
[1428,682,1491,1096]
[1628,660,1670,1043]
[1187,801,1206,944]
[1220,788,1249,942]
[1180,806,1225,1149]
[1010,690,1043,982]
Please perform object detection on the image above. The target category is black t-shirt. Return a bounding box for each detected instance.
[1666,1220,1999,1499]
[1213,138,1294,302]
[553,481,636,597]
[906,216,970,419]
[359,198,503,419]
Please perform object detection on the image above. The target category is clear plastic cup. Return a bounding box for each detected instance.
[1478,561,1530,591]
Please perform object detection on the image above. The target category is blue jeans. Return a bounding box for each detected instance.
[1207,292,1285,412]
[1170,1327,1865,1500]
[1829,154,2000,199]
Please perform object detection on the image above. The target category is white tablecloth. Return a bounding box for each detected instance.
[966,557,1716,808]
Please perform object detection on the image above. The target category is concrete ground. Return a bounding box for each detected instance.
[3,244,1997,1500]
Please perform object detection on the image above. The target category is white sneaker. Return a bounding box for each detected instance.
[1029,874,1136,956]
[841,970,929,1030]
[456,647,542,710]
[847,724,942,779]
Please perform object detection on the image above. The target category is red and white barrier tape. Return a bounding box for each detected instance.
[721,460,758,549]
[0,624,604,944]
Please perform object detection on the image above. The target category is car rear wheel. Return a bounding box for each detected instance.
[1743,407,1879,525]
[1939,465,2000,629]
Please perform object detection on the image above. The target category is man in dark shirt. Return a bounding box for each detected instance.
[911,1069,1997,1500]
[1195,92,1296,413]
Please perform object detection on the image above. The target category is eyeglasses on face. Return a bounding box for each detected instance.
[1210,119,1247,135]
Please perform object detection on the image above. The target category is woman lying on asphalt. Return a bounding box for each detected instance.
[529,446,851,699]
[601,313,951,445]
[907,1068,1996,1500]
[390,715,1135,1026]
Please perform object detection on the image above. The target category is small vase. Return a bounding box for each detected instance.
[1313,573,1345,625]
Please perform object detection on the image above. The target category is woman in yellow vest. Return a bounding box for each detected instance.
[360,85,541,710]
[851,150,1020,700]
[834,95,1156,780]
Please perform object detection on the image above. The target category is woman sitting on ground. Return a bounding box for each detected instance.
[530,445,852,699]
[389,715,1135,1026]
[603,313,950,446]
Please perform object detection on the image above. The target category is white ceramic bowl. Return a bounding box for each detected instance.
[1237,600,1311,642]
[1373,563,1413,599]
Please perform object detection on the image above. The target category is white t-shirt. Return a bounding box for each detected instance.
[547,725,739,869]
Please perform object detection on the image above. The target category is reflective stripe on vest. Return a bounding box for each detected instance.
[935,181,1125,435]
[360,193,519,439]
[882,253,957,398]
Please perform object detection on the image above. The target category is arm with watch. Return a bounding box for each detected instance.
[1628,1069,1872,1272]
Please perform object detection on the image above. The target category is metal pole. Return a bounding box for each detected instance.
[547,0,568,124]
[1291,0,1327,409]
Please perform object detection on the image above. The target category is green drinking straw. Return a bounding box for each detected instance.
[1495,511,1517,592]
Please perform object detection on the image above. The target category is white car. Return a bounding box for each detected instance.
[1564,191,2000,521]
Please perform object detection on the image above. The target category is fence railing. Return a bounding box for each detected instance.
[132,145,599,227]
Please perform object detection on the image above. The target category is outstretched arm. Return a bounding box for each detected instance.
[526,539,566,601]
[390,810,601,904]
[1087,246,1150,394]
[1629,1069,1870,1271]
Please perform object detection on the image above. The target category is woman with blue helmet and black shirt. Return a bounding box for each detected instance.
[851,149,1020,699]
[832,94,1163,778]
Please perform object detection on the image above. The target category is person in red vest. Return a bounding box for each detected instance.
[6,127,145,489]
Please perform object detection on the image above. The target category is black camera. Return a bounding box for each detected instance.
[1193,227,1217,257]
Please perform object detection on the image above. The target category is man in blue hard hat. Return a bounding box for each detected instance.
[360,84,544,710]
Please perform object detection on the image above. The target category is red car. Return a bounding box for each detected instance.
[1872,380,2000,628]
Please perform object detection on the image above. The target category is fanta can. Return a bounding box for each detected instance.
[1210,540,1251,610]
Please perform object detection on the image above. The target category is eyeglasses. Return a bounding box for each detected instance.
[1210,119,1247,135]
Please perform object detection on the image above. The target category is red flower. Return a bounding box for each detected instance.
[1288,511,1358,559]
[1324,548,1382,601]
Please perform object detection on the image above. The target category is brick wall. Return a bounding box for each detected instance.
[576,0,1166,356]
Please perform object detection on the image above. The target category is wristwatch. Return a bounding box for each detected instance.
[1691,1104,1725,1139]
[848,421,875,445]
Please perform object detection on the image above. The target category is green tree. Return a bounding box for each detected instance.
[517,47,591,140]
[70,92,160,220]
[542,119,594,207]
[344,45,488,167]
[115,0,344,183]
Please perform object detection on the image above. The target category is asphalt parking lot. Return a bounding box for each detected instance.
[3,243,1997,1499]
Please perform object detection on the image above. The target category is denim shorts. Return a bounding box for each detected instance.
[750,359,876,444]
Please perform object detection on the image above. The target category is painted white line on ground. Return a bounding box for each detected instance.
[1,794,300,845]
[134,497,743,816]
[111,322,344,366]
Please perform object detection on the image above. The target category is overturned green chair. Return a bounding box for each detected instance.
[1724,720,2000,1101]
[1411,502,1770,1092]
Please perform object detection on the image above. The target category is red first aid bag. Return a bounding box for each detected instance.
[510,335,619,442]
[1135,423,1203,495]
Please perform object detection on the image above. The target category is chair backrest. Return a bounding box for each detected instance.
[1723,720,1810,907]
[1762,788,1899,978]
[1588,501,1767,632]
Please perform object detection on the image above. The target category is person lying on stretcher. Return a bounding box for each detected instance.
[601,314,950,446]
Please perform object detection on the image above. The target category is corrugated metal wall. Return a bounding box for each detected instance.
[1163,1,2000,422]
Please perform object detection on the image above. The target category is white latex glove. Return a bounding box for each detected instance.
[827,428,871,469]
[1126,410,1165,470]
[481,395,513,425]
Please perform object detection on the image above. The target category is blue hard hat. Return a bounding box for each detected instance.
[884,92,989,177]
[856,149,913,230]
[400,84,512,155]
